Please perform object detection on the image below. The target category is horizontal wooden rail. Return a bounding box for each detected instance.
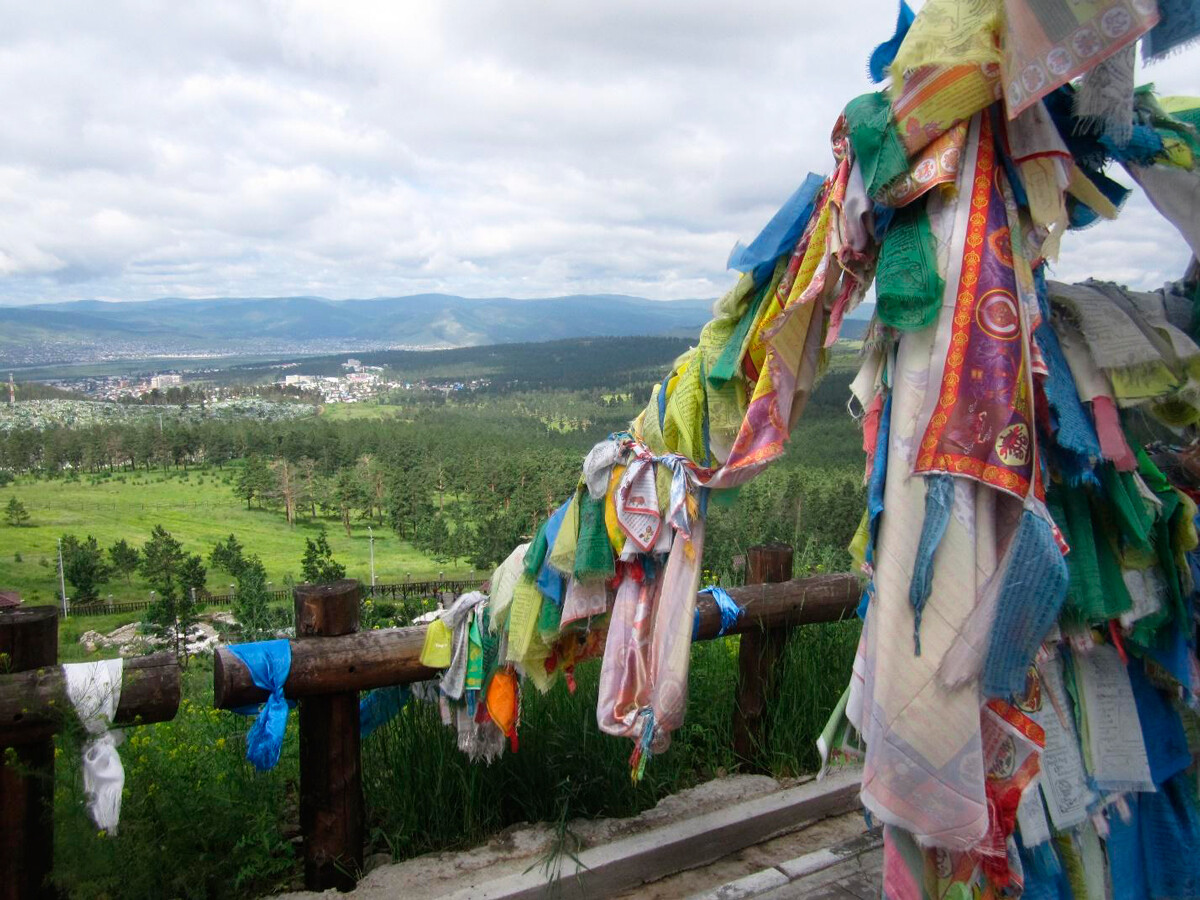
[0,651,181,742]
[213,572,861,709]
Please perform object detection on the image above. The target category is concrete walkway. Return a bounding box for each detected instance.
[276,769,871,900]
[683,827,883,900]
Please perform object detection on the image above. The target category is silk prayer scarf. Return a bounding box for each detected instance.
[915,112,1039,502]
[875,200,944,331]
[1001,0,1159,118]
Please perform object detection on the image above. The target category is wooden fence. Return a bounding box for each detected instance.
[0,545,863,897]
[66,579,483,618]
[212,545,862,892]
[0,607,182,900]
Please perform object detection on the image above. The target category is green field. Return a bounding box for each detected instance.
[0,466,476,608]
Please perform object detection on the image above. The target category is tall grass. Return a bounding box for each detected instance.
[361,621,860,861]
[49,623,859,898]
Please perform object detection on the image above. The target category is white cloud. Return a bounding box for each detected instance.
[0,0,1196,304]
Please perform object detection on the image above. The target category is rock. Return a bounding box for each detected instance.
[77,629,105,646]
[362,853,392,874]
[106,622,144,644]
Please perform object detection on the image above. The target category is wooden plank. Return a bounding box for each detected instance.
[213,573,861,708]
[0,651,181,740]
[0,607,58,900]
[436,769,863,900]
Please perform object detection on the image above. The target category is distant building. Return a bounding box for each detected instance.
[149,374,183,389]
[343,358,362,370]
[284,374,317,386]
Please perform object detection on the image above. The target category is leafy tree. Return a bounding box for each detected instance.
[233,554,273,640]
[301,528,346,584]
[5,496,30,527]
[108,538,141,585]
[141,525,204,665]
[60,534,111,603]
[209,533,246,577]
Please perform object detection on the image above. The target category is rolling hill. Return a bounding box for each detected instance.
[0,294,715,366]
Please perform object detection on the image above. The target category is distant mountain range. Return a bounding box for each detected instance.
[0,293,873,368]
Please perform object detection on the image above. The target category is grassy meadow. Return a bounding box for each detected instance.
[0,464,475,608]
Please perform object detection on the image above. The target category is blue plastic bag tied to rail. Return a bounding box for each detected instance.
[229,639,295,771]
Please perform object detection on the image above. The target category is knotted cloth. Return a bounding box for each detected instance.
[229,639,293,771]
[692,585,744,639]
[63,659,125,832]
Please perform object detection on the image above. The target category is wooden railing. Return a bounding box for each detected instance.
[211,547,862,891]
[65,579,483,618]
[0,608,182,900]
[0,547,863,897]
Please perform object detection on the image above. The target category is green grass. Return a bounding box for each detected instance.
[317,400,409,421]
[49,621,860,899]
[0,468,477,608]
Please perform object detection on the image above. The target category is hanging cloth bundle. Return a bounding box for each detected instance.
[63,659,125,832]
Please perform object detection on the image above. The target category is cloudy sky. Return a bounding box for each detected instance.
[0,0,1196,307]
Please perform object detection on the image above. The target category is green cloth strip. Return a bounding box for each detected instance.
[875,202,943,331]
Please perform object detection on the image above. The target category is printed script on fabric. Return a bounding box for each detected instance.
[916,113,1036,499]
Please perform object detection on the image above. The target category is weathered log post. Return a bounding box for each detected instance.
[0,607,58,900]
[295,580,364,892]
[732,544,794,767]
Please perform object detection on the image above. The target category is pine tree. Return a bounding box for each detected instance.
[141,525,205,665]
[5,496,30,527]
[108,538,141,585]
[233,554,273,641]
[334,468,368,538]
[235,456,271,509]
[208,533,246,577]
[60,534,111,603]
[301,528,346,584]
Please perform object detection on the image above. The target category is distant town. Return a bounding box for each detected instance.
[8,359,492,406]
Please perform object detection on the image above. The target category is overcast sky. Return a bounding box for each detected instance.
[0,1,1196,306]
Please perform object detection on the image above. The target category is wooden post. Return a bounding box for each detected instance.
[732,544,794,767]
[0,607,58,900]
[295,580,364,892]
